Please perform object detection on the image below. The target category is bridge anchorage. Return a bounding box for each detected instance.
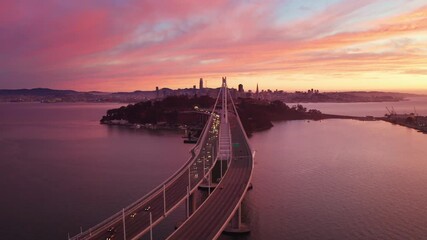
[70,77,254,240]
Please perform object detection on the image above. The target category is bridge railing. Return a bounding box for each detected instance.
[125,88,222,206]
[166,85,255,240]
[71,89,223,240]
[228,88,251,151]
[212,89,255,239]
[123,89,222,237]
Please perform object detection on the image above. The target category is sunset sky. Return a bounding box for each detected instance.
[1,0,426,93]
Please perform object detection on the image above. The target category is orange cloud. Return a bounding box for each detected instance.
[1,0,426,92]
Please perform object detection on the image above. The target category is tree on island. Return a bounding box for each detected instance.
[101,96,323,136]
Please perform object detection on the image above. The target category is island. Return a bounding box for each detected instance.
[100,95,369,137]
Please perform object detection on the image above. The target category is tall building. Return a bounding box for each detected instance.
[255,83,260,99]
[156,86,159,99]
[238,84,244,93]
[199,78,204,89]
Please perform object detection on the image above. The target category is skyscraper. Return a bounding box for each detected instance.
[238,84,244,92]
[199,78,204,89]
[255,83,260,99]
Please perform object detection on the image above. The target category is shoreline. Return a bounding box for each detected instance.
[103,114,427,143]
[98,96,427,137]
[0,98,412,104]
[101,113,378,136]
[100,120,188,131]
[380,118,427,134]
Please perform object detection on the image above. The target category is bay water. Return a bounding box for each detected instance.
[1,99,427,239]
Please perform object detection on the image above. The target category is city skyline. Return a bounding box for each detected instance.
[1,0,426,93]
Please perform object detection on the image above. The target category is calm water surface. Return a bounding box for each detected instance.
[302,96,427,117]
[2,101,427,240]
[245,119,427,240]
[0,103,190,240]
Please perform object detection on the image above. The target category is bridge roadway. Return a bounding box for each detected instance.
[71,96,222,240]
[72,85,253,240]
[167,109,253,239]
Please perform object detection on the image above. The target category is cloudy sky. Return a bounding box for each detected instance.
[1,0,426,92]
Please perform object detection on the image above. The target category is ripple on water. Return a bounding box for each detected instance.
[244,119,427,240]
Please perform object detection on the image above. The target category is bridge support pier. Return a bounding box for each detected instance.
[188,192,197,216]
[199,159,227,190]
[177,192,198,229]
[185,190,197,219]
[224,204,250,234]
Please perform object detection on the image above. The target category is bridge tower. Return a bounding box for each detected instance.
[224,82,251,235]
[199,79,231,190]
[219,77,231,156]
[218,77,232,179]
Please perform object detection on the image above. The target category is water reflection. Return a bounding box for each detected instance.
[240,119,427,240]
[2,102,427,240]
[302,97,427,117]
[0,103,190,240]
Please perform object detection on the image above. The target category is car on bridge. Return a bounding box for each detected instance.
[106,227,116,240]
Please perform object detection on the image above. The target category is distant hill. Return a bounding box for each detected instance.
[0,88,78,96]
[282,91,424,103]
[334,91,422,98]
[0,88,157,102]
[0,88,424,103]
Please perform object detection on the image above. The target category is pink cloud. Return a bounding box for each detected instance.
[0,0,426,91]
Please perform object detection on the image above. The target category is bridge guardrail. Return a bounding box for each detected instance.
[166,85,255,240]
[213,88,255,239]
[71,89,223,240]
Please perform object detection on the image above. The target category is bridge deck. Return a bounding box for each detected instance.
[71,92,222,240]
[71,84,253,240]
[167,112,253,240]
